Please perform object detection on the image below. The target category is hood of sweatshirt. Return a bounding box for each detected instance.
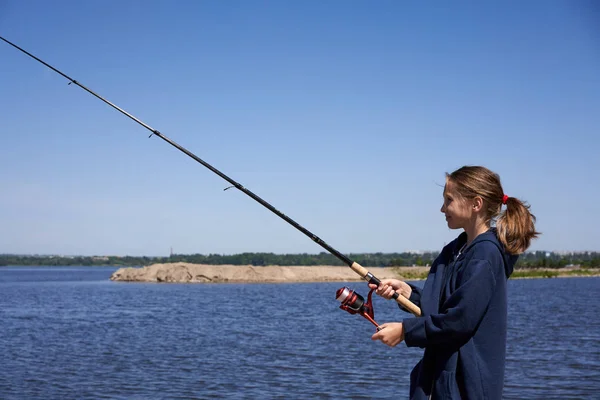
[454,228,517,278]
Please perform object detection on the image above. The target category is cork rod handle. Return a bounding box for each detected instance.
[350,262,422,317]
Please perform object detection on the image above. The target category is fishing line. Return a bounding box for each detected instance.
[0,35,421,317]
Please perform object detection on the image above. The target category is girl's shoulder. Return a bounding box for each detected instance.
[463,231,518,278]
[463,239,508,279]
[468,240,503,260]
[464,230,503,260]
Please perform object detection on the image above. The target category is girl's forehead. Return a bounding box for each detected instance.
[443,180,458,195]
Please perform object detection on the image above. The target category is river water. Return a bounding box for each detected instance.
[0,267,598,399]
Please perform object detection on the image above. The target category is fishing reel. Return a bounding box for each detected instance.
[336,286,380,330]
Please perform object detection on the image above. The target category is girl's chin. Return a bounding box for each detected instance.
[446,221,461,230]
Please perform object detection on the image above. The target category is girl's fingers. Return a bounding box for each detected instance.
[383,287,394,299]
[371,324,388,340]
[375,283,399,299]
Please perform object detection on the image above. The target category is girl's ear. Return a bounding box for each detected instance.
[472,196,484,212]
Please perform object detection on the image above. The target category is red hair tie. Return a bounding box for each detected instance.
[502,194,509,205]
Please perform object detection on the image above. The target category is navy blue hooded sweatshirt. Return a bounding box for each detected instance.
[401,229,517,399]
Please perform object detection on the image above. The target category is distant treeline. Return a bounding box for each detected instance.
[1,251,599,268]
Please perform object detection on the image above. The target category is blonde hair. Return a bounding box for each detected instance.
[446,166,540,255]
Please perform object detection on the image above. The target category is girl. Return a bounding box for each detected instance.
[370,165,539,399]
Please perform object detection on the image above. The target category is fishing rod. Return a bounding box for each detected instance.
[0,35,421,317]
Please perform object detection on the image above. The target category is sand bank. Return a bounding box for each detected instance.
[110,263,430,283]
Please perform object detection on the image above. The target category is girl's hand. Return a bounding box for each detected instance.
[368,279,412,299]
[371,322,405,347]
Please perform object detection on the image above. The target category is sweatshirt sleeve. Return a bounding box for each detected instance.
[398,283,422,312]
[402,259,497,348]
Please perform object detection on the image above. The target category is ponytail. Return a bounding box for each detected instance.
[496,197,540,255]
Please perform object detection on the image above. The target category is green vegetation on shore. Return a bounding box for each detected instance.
[1,251,599,269]
[510,268,600,279]
[394,267,600,280]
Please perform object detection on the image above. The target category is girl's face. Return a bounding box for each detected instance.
[440,180,472,230]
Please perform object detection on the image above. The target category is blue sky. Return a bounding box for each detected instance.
[1,1,598,256]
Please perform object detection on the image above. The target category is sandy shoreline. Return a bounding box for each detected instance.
[109,263,430,283]
[109,263,599,283]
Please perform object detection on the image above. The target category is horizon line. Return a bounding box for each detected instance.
[2,250,598,258]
